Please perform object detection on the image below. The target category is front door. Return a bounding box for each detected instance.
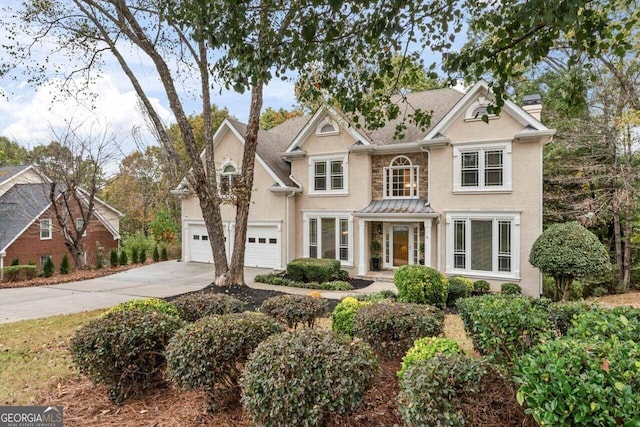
[392,225,410,266]
[382,223,421,269]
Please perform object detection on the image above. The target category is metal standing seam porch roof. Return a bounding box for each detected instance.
[354,198,436,216]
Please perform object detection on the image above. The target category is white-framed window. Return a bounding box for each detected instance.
[308,154,348,195]
[446,212,520,279]
[76,218,87,237]
[40,218,52,240]
[464,96,499,121]
[383,155,419,199]
[303,212,353,265]
[219,163,239,196]
[315,118,340,136]
[453,142,512,192]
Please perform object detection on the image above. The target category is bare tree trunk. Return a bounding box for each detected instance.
[621,124,634,291]
[612,195,624,285]
[220,80,264,286]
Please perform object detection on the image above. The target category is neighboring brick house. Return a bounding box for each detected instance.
[0,165,122,274]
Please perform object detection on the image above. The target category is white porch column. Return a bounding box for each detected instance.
[424,219,433,267]
[358,219,366,275]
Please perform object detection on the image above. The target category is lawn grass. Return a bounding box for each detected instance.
[0,309,105,405]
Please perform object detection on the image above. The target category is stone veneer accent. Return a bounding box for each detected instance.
[370,152,429,200]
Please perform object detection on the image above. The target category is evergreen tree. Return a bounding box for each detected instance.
[43,257,55,278]
[139,248,147,264]
[153,245,160,263]
[119,251,128,266]
[160,247,169,261]
[60,254,70,274]
[131,247,139,264]
[110,249,118,268]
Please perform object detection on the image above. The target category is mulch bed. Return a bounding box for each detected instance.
[0,264,141,289]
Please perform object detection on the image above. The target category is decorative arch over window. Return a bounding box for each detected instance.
[219,161,239,196]
[315,118,340,136]
[465,96,498,121]
[384,155,419,198]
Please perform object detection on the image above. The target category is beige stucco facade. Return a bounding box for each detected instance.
[179,83,552,296]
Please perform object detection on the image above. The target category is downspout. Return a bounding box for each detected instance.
[0,251,5,281]
[285,191,296,266]
[436,218,442,271]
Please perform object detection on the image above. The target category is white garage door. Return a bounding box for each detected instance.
[188,223,280,268]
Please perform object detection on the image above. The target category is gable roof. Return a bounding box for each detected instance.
[0,165,31,185]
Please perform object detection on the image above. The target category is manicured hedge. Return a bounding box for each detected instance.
[566,306,640,342]
[394,265,448,308]
[446,276,474,307]
[171,292,246,322]
[398,337,463,380]
[286,258,340,283]
[255,273,352,290]
[241,328,378,426]
[457,295,553,364]
[106,298,180,317]
[1,265,38,282]
[353,302,444,359]
[501,282,521,295]
[331,297,373,337]
[547,301,593,336]
[515,338,640,426]
[260,295,328,328]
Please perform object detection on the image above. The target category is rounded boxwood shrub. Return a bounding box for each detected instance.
[501,282,522,295]
[353,302,444,359]
[70,310,184,403]
[286,258,340,283]
[566,306,640,341]
[398,337,464,380]
[331,297,373,337]
[446,276,473,307]
[515,338,640,426]
[166,312,283,412]
[260,294,328,328]
[356,290,397,302]
[106,298,180,317]
[398,353,524,427]
[171,292,246,322]
[473,279,491,294]
[456,295,553,364]
[394,265,448,308]
[241,328,378,427]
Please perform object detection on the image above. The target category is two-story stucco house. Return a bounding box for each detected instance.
[175,81,555,296]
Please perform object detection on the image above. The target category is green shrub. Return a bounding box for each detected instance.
[446,276,473,307]
[106,298,180,317]
[255,273,352,290]
[456,295,553,364]
[171,292,246,322]
[110,249,118,267]
[398,337,464,380]
[286,258,340,283]
[515,338,640,426]
[95,252,104,269]
[530,221,611,301]
[131,247,139,264]
[59,254,70,275]
[394,265,448,308]
[353,302,445,359]
[355,290,397,302]
[260,295,328,329]
[1,265,38,282]
[119,251,128,266]
[473,279,490,294]
[331,297,373,337]
[592,286,609,297]
[398,354,517,427]
[139,248,147,263]
[501,282,521,295]
[10,258,19,266]
[566,306,640,342]
[152,245,160,262]
[241,328,378,427]
[166,313,283,412]
[547,301,593,335]
[160,246,169,261]
[70,310,184,403]
[43,257,54,278]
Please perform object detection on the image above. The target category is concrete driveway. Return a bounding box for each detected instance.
[0,261,266,324]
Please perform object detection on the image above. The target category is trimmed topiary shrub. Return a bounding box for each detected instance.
[131,247,139,264]
[70,310,184,403]
[160,246,169,261]
[473,279,490,294]
[398,353,525,427]
[515,338,640,426]
[241,328,378,427]
[255,273,352,290]
[110,249,118,267]
[119,250,128,266]
[353,302,445,359]
[167,313,283,412]
[398,337,464,380]
[106,298,180,318]
[394,265,448,308]
[355,290,397,302]
[260,295,328,329]
[547,301,593,336]
[152,245,160,262]
[139,248,147,264]
[286,258,340,283]
[501,282,521,295]
[43,257,54,278]
[1,265,38,282]
[530,221,611,301]
[456,295,553,364]
[331,297,373,337]
[59,254,70,275]
[172,292,246,322]
[566,306,640,342]
[446,276,473,307]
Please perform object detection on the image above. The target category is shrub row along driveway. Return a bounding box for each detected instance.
[0,261,222,324]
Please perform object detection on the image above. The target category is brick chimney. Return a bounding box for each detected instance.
[522,94,542,120]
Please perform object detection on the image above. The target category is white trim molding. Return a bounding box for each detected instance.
[307,153,349,196]
[452,141,512,193]
[40,218,53,240]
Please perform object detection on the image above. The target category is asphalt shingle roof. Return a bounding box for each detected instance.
[0,165,30,184]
